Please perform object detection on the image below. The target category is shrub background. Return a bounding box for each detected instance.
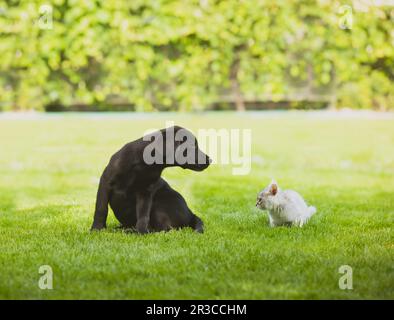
[0,0,393,111]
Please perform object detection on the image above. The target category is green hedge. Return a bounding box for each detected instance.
[0,0,393,111]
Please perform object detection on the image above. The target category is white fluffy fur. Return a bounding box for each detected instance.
[256,180,316,227]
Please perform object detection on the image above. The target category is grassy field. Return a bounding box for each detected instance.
[0,112,393,299]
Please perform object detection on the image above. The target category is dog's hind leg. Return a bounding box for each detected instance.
[91,176,110,230]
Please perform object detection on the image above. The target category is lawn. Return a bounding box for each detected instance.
[0,112,393,299]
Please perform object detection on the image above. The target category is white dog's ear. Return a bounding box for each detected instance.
[269,180,278,195]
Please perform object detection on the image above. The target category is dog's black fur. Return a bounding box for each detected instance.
[91,126,210,234]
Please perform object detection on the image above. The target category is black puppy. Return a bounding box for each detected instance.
[91,126,211,234]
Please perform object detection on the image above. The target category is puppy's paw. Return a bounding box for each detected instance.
[90,223,106,231]
[136,221,149,234]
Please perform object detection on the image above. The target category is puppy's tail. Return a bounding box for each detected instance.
[190,214,204,233]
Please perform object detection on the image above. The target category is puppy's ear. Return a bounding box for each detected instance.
[269,181,278,195]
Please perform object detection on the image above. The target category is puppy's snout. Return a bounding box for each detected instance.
[198,152,211,167]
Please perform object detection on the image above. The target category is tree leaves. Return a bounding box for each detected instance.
[0,0,392,110]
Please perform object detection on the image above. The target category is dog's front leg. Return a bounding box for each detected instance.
[91,176,110,231]
[135,191,153,234]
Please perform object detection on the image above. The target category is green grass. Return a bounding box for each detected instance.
[0,112,393,299]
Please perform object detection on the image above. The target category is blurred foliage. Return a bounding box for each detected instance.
[0,0,393,111]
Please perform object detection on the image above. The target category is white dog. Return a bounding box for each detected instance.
[256,180,316,227]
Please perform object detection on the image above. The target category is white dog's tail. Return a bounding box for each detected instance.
[308,206,316,217]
